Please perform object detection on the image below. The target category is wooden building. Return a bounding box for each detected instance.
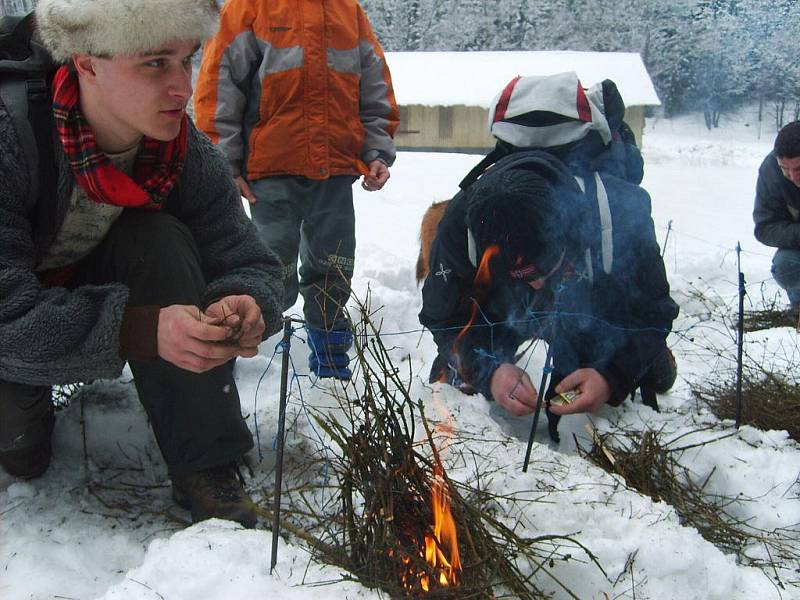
[384,51,660,153]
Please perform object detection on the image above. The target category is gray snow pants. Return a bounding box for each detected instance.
[0,211,253,476]
[248,175,356,331]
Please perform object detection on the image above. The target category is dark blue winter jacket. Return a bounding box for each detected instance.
[753,151,800,249]
[419,148,678,404]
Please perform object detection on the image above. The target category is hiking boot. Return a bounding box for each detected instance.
[172,464,257,529]
[308,328,353,380]
[641,347,678,395]
[0,384,55,479]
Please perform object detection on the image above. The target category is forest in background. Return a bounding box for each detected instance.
[2,0,799,126]
[361,0,800,128]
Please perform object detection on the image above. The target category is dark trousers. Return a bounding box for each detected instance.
[771,248,800,307]
[248,175,355,331]
[0,381,51,453]
[0,211,253,476]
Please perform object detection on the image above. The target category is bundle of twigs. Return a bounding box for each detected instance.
[742,307,799,333]
[265,297,601,599]
[693,371,800,441]
[577,426,799,584]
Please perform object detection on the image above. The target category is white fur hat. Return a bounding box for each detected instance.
[36,0,219,63]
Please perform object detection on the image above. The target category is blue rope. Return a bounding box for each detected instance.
[285,327,334,499]
[251,302,694,482]
[253,333,289,462]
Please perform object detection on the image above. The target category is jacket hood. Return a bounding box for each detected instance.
[465,161,570,281]
[488,72,613,149]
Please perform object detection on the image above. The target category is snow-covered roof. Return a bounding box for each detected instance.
[385,50,660,108]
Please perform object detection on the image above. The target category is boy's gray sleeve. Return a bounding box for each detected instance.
[194,0,261,177]
[356,6,399,166]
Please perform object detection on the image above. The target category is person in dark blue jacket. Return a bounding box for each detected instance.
[753,121,800,309]
[418,73,678,434]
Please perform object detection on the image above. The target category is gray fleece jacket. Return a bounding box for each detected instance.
[0,102,284,386]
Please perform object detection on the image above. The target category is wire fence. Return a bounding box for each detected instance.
[241,222,794,461]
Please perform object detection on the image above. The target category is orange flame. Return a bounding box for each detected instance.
[414,248,489,588]
[451,244,500,377]
[452,305,478,356]
[474,244,500,287]
[423,464,461,587]
[393,408,463,594]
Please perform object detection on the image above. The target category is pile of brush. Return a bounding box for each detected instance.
[263,297,599,599]
[578,425,799,585]
[742,306,799,332]
[693,371,800,442]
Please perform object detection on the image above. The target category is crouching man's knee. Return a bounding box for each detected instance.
[88,211,206,306]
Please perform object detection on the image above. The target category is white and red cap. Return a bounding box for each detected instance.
[488,71,612,148]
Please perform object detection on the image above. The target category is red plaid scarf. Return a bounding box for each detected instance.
[51,65,187,209]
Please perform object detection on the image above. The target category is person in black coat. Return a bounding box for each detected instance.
[418,75,678,432]
[753,121,800,308]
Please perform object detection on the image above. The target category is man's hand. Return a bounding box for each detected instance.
[157,305,241,372]
[205,295,266,356]
[490,363,538,416]
[234,176,257,205]
[549,368,612,415]
[361,160,390,191]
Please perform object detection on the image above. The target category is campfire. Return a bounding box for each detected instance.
[263,296,597,599]
[390,459,462,595]
[423,464,461,588]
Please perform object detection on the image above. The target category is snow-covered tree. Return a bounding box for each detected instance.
[0,0,35,15]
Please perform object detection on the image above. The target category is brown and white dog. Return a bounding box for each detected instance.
[415,200,450,283]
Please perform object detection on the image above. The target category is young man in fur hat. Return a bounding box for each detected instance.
[418,74,678,435]
[753,121,800,312]
[0,0,283,529]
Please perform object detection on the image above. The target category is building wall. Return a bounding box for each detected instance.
[396,104,646,153]
[396,105,495,153]
[625,106,645,148]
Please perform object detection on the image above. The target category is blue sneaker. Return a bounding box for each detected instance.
[308,328,353,380]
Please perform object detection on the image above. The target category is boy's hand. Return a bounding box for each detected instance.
[362,160,390,191]
[205,295,266,355]
[549,368,612,415]
[234,176,257,204]
[490,363,538,416]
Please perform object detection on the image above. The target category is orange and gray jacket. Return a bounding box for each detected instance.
[194,0,399,181]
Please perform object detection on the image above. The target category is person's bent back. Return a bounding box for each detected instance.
[753,121,800,310]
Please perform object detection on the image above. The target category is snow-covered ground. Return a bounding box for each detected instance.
[2,110,799,600]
